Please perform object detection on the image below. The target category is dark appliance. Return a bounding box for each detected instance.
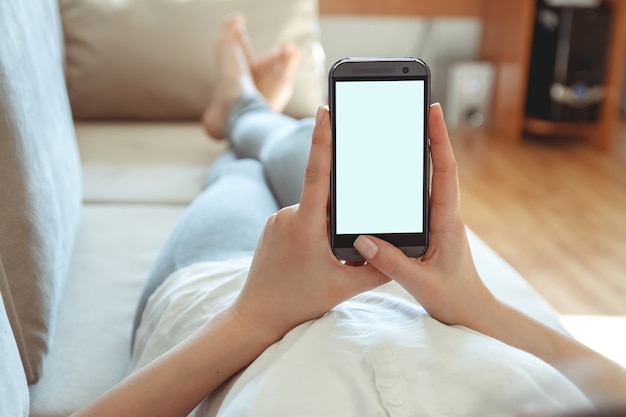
[525,0,612,122]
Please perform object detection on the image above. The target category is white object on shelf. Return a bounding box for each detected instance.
[445,61,495,129]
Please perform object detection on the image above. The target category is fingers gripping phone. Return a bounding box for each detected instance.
[329,57,431,261]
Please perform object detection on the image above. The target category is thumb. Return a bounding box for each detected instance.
[353,235,419,287]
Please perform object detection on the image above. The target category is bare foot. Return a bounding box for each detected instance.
[236,25,300,112]
[251,44,300,112]
[202,15,257,140]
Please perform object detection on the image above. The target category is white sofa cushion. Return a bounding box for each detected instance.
[28,204,186,417]
[61,0,325,121]
[76,122,226,204]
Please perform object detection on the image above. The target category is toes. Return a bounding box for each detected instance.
[235,27,254,64]
[223,13,245,33]
[218,14,247,49]
[221,14,254,64]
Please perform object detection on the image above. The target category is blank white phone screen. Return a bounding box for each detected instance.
[335,79,425,235]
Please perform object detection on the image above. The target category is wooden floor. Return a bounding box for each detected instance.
[451,119,626,316]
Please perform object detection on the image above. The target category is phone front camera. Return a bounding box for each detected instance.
[402,66,409,73]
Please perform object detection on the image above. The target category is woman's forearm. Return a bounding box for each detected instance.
[71,308,277,417]
[475,301,626,408]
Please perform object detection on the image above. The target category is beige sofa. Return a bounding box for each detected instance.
[0,0,322,415]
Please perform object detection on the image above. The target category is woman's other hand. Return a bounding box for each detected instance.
[232,106,389,344]
[353,103,497,330]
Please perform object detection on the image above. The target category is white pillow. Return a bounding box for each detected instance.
[60,0,324,120]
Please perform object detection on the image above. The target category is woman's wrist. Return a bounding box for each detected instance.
[224,305,287,349]
[181,307,283,394]
[465,295,506,335]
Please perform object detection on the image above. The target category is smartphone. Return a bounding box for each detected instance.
[329,57,431,261]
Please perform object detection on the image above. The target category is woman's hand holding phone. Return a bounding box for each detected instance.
[232,106,389,345]
[235,99,497,342]
[355,105,626,408]
[353,103,499,330]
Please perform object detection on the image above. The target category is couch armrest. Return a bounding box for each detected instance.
[0,0,82,384]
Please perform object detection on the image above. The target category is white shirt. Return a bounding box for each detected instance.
[130,254,591,417]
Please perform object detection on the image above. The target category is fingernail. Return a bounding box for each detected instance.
[315,105,326,126]
[429,102,445,121]
[354,235,378,259]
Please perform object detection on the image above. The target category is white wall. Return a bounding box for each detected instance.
[318,17,482,108]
